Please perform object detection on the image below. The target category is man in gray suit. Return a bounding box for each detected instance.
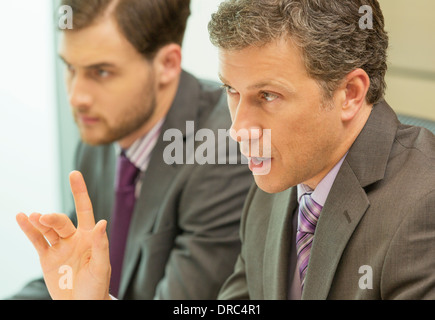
[208,0,435,299]
[13,0,253,300]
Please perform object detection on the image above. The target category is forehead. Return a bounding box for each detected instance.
[218,38,308,88]
[59,17,141,67]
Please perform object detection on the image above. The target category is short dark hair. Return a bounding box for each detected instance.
[61,0,191,59]
[208,0,389,105]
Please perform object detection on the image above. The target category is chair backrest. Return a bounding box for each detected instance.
[398,114,435,135]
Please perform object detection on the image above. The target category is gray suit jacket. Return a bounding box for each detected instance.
[11,71,254,300]
[218,100,435,300]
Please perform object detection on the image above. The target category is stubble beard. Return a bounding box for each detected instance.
[76,80,158,146]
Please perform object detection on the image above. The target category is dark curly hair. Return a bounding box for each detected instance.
[208,0,389,104]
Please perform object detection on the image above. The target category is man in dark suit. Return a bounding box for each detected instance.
[13,0,253,300]
[208,0,435,299]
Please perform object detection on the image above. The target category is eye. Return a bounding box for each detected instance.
[66,64,75,74]
[221,84,238,95]
[94,69,110,78]
[261,92,279,102]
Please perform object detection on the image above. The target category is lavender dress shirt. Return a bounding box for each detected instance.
[288,154,347,299]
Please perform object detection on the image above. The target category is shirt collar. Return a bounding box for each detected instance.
[114,117,166,172]
[297,153,347,206]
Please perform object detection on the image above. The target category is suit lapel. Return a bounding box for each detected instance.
[302,101,399,299]
[263,187,298,299]
[118,71,203,298]
[118,141,179,298]
[96,146,116,223]
[301,161,369,299]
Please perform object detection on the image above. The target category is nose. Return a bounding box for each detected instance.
[229,98,263,143]
[68,74,93,110]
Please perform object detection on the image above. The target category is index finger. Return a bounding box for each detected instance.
[69,170,95,230]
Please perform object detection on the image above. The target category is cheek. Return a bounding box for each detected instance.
[97,83,132,111]
[269,113,316,166]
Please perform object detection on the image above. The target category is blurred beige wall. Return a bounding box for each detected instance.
[380,0,435,120]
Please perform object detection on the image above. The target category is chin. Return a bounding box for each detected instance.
[80,133,114,146]
[253,175,294,194]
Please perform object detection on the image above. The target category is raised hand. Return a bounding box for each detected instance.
[16,171,111,300]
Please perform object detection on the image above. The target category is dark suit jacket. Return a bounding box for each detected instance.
[11,71,254,300]
[218,100,435,300]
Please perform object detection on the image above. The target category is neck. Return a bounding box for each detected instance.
[117,76,180,150]
[304,104,373,190]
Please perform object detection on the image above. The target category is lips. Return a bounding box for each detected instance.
[247,156,272,176]
[77,115,100,125]
[250,157,270,165]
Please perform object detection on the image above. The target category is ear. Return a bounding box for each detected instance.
[153,44,182,87]
[340,68,371,122]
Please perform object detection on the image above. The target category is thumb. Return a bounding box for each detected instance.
[90,220,111,278]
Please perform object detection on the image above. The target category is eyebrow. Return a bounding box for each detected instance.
[247,81,283,90]
[219,73,295,94]
[59,55,117,70]
[218,73,228,85]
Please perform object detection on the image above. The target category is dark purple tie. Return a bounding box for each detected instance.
[296,193,322,291]
[109,153,140,297]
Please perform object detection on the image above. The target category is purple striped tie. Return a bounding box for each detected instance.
[109,153,140,297]
[296,193,323,291]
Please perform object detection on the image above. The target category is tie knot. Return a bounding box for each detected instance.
[297,193,322,234]
[116,153,140,188]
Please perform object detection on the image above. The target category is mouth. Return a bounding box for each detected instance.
[77,115,100,126]
[250,156,270,165]
[247,156,272,175]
